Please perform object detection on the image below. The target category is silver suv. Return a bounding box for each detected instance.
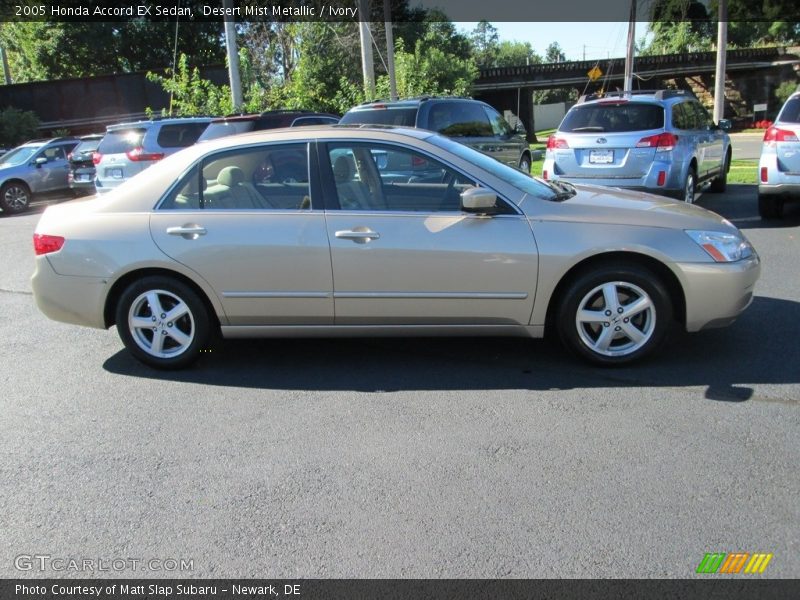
[542,90,732,203]
[758,91,800,218]
[94,118,211,194]
[0,137,78,214]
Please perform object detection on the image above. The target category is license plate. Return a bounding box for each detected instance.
[589,149,614,164]
[108,168,123,179]
[76,174,91,182]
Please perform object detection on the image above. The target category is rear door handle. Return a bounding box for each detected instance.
[167,224,207,239]
[335,229,380,244]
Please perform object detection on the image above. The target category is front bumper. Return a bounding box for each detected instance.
[31,256,108,329]
[676,255,761,332]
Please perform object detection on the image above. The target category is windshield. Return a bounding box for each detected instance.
[340,107,418,127]
[0,145,41,166]
[560,102,664,132]
[778,97,800,124]
[198,121,255,142]
[428,134,562,200]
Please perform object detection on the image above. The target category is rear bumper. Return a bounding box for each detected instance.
[758,183,800,198]
[676,255,761,332]
[31,256,108,329]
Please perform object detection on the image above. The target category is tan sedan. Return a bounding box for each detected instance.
[32,127,760,369]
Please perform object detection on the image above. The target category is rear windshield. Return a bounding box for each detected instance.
[340,107,418,127]
[778,97,800,124]
[198,121,256,141]
[72,138,102,154]
[98,129,146,154]
[156,123,209,148]
[560,103,665,133]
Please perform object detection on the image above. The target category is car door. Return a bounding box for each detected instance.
[319,140,538,326]
[690,102,724,179]
[35,145,71,193]
[149,142,334,326]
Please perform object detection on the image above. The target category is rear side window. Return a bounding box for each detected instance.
[339,107,418,127]
[560,103,664,133]
[156,123,209,148]
[98,129,146,154]
[778,97,800,123]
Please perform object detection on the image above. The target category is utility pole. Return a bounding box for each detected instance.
[0,47,11,85]
[623,0,636,91]
[358,0,375,100]
[384,0,397,101]
[713,0,728,123]
[223,0,243,111]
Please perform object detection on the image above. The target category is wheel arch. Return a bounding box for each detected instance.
[1,178,32,192]
[544,251,686,335]
[104,267,221,331]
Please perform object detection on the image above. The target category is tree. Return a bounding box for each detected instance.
[470,21,499,68]
[146,54,232,117]
[496,41,541,67]
[0,107,39,147]
[545,42,566,63]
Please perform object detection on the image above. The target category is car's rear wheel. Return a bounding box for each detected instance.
[115,276,210,369]
[519,154,531,174]
[758,194,784,219]
[0,181,32,214]
[556,264,672,365]
[708,152,730,193]
[682,169,696,204]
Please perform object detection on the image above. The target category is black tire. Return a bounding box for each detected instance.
[758,194,783,219]
[708,152,730,193]
[115,276,211,369]
[682,168,696,204]
[518,153,531,174]
[556,264,673,366]
[0,181,32,214]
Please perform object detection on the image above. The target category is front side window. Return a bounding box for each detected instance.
[483,106,513,137]
[690,102,714,130]
[41,146,66,161]
[326,142,481,212]
[160,143,311,210]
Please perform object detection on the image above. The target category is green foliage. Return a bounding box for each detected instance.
[146,54,232,117]
[390,37,477,99]
[776,80,799,104]
[471,21,500,68]
[0,20,223,83]
[0,107,40,147]
[496,41,541,68]
[544,42,566,63]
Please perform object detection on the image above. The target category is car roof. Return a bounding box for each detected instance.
[349,96,481,110]
[576,89,696,107]
[106,117,213,131]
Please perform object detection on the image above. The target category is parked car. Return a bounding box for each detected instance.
[197,110,339,142]
[758,91,800,218]
[67,134,104,196]
[339,97,533,173]
[93,117,212,194]
[543,90,732,203]
[0,137,79,214]
[32,126,759,370]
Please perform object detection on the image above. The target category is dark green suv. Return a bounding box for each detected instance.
[340,97,532,173]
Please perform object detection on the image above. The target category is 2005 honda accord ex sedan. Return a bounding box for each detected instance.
[32,126,760,369]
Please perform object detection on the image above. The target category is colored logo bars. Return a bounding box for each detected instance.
[696,552,773,574]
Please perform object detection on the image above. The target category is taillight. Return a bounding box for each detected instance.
[760,167,768,183]
[657,171,666,186]
[763,126,798,144]
[33,234,65,255]
[542,170,548,180]
[546,136,568,150]
[636,132,677,152]
[92,152,102,165]
[126,147,165,162]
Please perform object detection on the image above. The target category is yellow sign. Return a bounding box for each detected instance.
[587,66,603,81]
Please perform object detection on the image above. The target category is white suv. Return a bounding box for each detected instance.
[94,118,211,194]
[758,91,800,218]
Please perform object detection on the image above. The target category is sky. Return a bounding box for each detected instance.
[455,22,654,62]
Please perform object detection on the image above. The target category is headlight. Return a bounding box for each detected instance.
[685,230,754,262]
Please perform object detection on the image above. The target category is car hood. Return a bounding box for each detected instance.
[523,184,738,233]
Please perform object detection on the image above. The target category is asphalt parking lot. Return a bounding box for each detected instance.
[1,185,798,579]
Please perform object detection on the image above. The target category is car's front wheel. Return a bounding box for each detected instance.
[758,194,784,219]
[0,181,32,214]
[519,154,531,174]
[556,264,672,365]
[115,276,211,369]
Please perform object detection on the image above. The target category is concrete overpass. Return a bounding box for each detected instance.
[474,47,800,140]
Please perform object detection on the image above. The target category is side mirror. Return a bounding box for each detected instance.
[461,187,498,214]
[718,119,732,131]
[34,157,48,167]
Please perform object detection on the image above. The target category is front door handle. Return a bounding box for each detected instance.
[335,229,380,244]
[167,224,207,240]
